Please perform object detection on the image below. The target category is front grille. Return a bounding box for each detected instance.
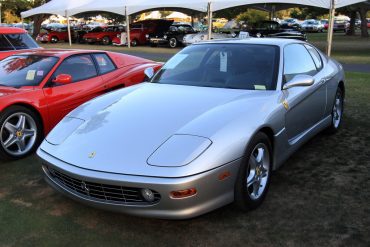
[46,167,161,205]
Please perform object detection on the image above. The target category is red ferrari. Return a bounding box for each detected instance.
[0,49,161,160]
[0,27,41,60]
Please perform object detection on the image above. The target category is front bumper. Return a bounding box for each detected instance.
[37,148,241,219]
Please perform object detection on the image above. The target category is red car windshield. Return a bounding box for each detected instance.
[0,55,58,88]
[0,33,39,51]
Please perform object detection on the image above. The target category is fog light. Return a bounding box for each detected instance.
[170,188,197,199]
[141,188,155,202]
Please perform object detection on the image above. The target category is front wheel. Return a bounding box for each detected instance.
[234,132,272,210]
[0,106,42,160]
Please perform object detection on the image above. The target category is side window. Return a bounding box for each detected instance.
[283,44,317,82]
[93,53,116,74]
[304,45,323,71]
[53,54,97,83]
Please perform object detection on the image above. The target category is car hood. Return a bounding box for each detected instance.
[41,83,279,177]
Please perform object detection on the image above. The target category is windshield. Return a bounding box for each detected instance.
[152,44,279,90]
[0,33,39,51]
[0,55,58,88]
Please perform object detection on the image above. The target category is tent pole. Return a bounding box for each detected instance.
[326,0,335,56]
[125,6,131,48]
[66,10,72,47]
[207,2,212,40]
[21,18,25,29]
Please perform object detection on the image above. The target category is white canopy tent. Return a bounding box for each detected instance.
[22,0,367,55]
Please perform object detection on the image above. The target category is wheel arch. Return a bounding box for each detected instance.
[338,80,345,98]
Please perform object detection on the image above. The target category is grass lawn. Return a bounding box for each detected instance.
[40,32,370,65]
[0,72,369,246]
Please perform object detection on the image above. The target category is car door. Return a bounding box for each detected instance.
[283,43,327,142]
[43,54,104,128]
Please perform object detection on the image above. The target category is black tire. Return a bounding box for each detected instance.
[0,106,43,160]
[169,37,177,48]
[50,36,59,43]
[131,39,138,47]
[102,36,111,45]
[326,87,344,134]
[41,41,48,44]
[234,132,272,211]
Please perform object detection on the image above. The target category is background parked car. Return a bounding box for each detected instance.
[301,19,324,32]
[0,50,162,160]
[183,32,233,46]
[83,25,125,45]
[112,20,167,47]
[333,20,349,32]
[248,21,306,41]
[148,23,197,48]
[36,26,72,43]
[0,27,40,60]
[281,18,301,29]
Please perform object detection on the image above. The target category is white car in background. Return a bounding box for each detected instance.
[183,32,234,46]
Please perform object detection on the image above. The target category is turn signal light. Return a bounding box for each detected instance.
[170,188,197,199]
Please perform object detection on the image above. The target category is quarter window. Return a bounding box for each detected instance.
[283,44,317,82]
[53,54,97,83]
[305,45,323,71]
[93,53,116,74]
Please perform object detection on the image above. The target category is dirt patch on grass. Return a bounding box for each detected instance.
[75,215,99,229]
[10,199,32,208]
[0,189,9,199]
[48,201,73,217]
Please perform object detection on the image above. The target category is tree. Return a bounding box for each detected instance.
[236,9,268,24]
[214,6,250,20]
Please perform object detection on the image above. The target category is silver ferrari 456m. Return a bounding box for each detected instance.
[37,38,345,219]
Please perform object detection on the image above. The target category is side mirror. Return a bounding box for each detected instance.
[52,74,73,85]
[144,67,155,81]
[283,74,314,90]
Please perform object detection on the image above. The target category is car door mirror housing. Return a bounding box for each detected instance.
[283,74,315,90]
[52,74,73,85]
[144,67,155,81]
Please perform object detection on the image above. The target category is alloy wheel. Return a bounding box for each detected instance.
[332,90,343,129]
[246,143,270,200]
[0,112,37,157]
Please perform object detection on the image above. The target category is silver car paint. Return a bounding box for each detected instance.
[38,38,345,218]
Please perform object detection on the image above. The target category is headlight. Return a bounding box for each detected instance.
[117,34,120,38]
[200,35,205,40]
[46,117,85,145]
[145,34,149,38]
[147,134,212,167]
[163,35,167,39]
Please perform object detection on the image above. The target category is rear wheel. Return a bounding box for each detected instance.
[327,87,344,133]
[0,106,43,160]
[131,39,138,47]
[235,132,272,210]
[169,38,177,48]
[50,36,59,43]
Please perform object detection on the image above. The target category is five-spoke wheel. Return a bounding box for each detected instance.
[235,132,272,210]
[0,106,42,160]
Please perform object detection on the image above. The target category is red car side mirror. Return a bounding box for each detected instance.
[52,74,73,85]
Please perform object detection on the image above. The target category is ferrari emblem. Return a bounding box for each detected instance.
[282,100,289,110]
[16,131,23,138]
[88,152,96,159]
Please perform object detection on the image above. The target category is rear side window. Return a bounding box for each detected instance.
[305,45,323,71]
[93,54,116,74]
[283,43,317,82]
[0,35,13,51]
[53,54,97,83]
